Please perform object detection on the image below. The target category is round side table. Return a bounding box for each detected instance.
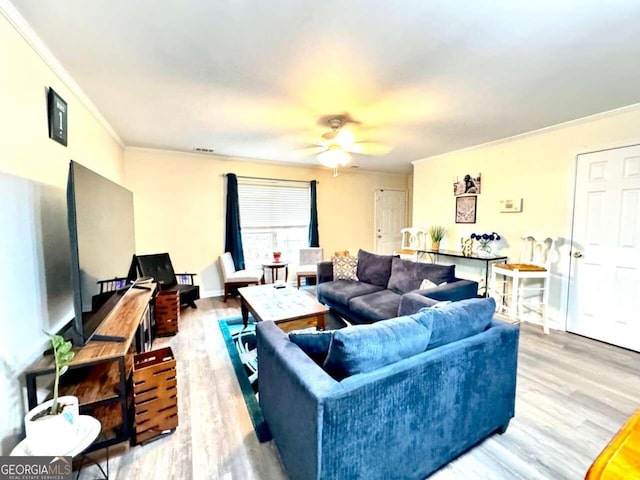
[262,261,289,283]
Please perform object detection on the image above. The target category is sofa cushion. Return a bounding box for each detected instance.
[387,257,456,294]
[332,255,358,280]
[289,330,333,365]
[317,280,384,308]
[356,249,394,288]
[323,313,432,380]
[348,289,402,322]
[416,297,496,349]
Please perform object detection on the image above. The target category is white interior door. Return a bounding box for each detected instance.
[567,144,640,351]
[374,189,406,254]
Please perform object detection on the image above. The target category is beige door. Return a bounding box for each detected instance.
[374,189,406,254]
[567,144,640,351]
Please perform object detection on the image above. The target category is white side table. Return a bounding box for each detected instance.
[11,415,106,478]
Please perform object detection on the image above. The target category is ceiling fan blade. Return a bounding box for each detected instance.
[295,146,325,157]
[345,141,391,156]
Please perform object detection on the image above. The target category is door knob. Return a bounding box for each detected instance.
[573,251,583,258]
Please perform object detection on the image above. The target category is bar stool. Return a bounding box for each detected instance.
[490,235,556,333]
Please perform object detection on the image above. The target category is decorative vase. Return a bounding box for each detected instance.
[431,241,440,251]
[273,252,281,263]
[24,395,79,455]
[477,242,492,258]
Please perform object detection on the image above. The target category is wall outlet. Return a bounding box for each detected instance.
[499,198,523,213]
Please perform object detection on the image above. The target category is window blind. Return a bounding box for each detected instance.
[238,183,310,228]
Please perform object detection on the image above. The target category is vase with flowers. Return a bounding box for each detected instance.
[273,251,282,263]
[470,232,501,258]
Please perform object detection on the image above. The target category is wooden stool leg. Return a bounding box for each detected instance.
[224,284,228,302]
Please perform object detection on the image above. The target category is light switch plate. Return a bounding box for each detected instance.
[499,198,523,212]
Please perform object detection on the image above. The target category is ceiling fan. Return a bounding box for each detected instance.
[304,115,390,176]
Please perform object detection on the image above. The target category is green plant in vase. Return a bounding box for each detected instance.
[24,333,78,455]
[47,333,75,415]
[429,226,446,251]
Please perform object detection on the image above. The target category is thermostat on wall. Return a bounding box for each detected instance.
[499,198,523,213]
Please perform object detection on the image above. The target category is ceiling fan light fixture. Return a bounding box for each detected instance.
[317,145,352,169]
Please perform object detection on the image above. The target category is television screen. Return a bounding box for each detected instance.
[66,160,135,346]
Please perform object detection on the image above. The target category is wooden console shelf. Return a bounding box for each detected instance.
[25,284,156,453]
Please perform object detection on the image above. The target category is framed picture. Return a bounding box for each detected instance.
[47,88,67,146]
[456,196,477,223]
[453,173,481,196]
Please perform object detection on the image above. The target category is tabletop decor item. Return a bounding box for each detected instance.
[470,232,501,257]
[428,226,447,251]
[273,251,281,262]
[24,333,79,455]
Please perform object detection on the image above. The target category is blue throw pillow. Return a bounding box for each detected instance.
[322,314,432,380]
[416,297,496,349]
[289,331,334,365]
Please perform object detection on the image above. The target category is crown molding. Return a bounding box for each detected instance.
[412,102,640,165]
[0,0,124,148]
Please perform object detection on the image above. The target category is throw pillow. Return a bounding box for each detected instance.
[419,278,447,290]
[322,314,432,380]
[356,249,394,287]
[289,330,334,365]
[416,297,496,349]
[387,257,456,294]
[332,255,358,281]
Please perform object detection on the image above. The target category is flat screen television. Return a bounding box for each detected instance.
[66,160,136,346]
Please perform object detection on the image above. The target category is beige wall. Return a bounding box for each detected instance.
[124,148,409,296]
[412,105,640,330]
[0,13,124,454]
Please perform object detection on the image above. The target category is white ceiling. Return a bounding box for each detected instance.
[10,0,640,173]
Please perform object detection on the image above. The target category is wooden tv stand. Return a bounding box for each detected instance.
[25,284,156,453]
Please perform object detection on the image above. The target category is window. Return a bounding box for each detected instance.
[238,180,310,269]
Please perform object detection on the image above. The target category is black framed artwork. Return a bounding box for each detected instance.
[455,195,477,223]
[47,88,67,146]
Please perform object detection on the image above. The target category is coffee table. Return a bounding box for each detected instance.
[238,284,328,332]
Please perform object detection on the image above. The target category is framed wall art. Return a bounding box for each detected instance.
[453,173,481,196]
[47,87,68,146]
[455,195,477,223]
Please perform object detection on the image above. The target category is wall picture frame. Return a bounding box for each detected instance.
[455,195,477,223]
[453,173,481,196]
[47,87,68,146]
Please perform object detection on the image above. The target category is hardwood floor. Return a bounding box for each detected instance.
[80,296,640,480]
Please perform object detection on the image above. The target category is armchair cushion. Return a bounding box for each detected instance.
[136,253,178,287]
[323,313,432,380]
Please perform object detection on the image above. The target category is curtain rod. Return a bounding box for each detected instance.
[221,174,318,184]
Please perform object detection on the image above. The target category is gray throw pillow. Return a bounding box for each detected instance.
[356,249,394,287]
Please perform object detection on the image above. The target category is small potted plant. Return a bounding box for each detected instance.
[429,226,446,251]
[24,333,79,455]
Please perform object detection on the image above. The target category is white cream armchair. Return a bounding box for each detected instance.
[296,247,324,288]
[219,252,264,302]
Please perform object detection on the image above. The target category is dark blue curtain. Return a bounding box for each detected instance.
[308,180,319,247]
[225,173,245,269]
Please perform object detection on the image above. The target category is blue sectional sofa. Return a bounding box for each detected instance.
[257,298,520,480]
[317,249,478,324]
